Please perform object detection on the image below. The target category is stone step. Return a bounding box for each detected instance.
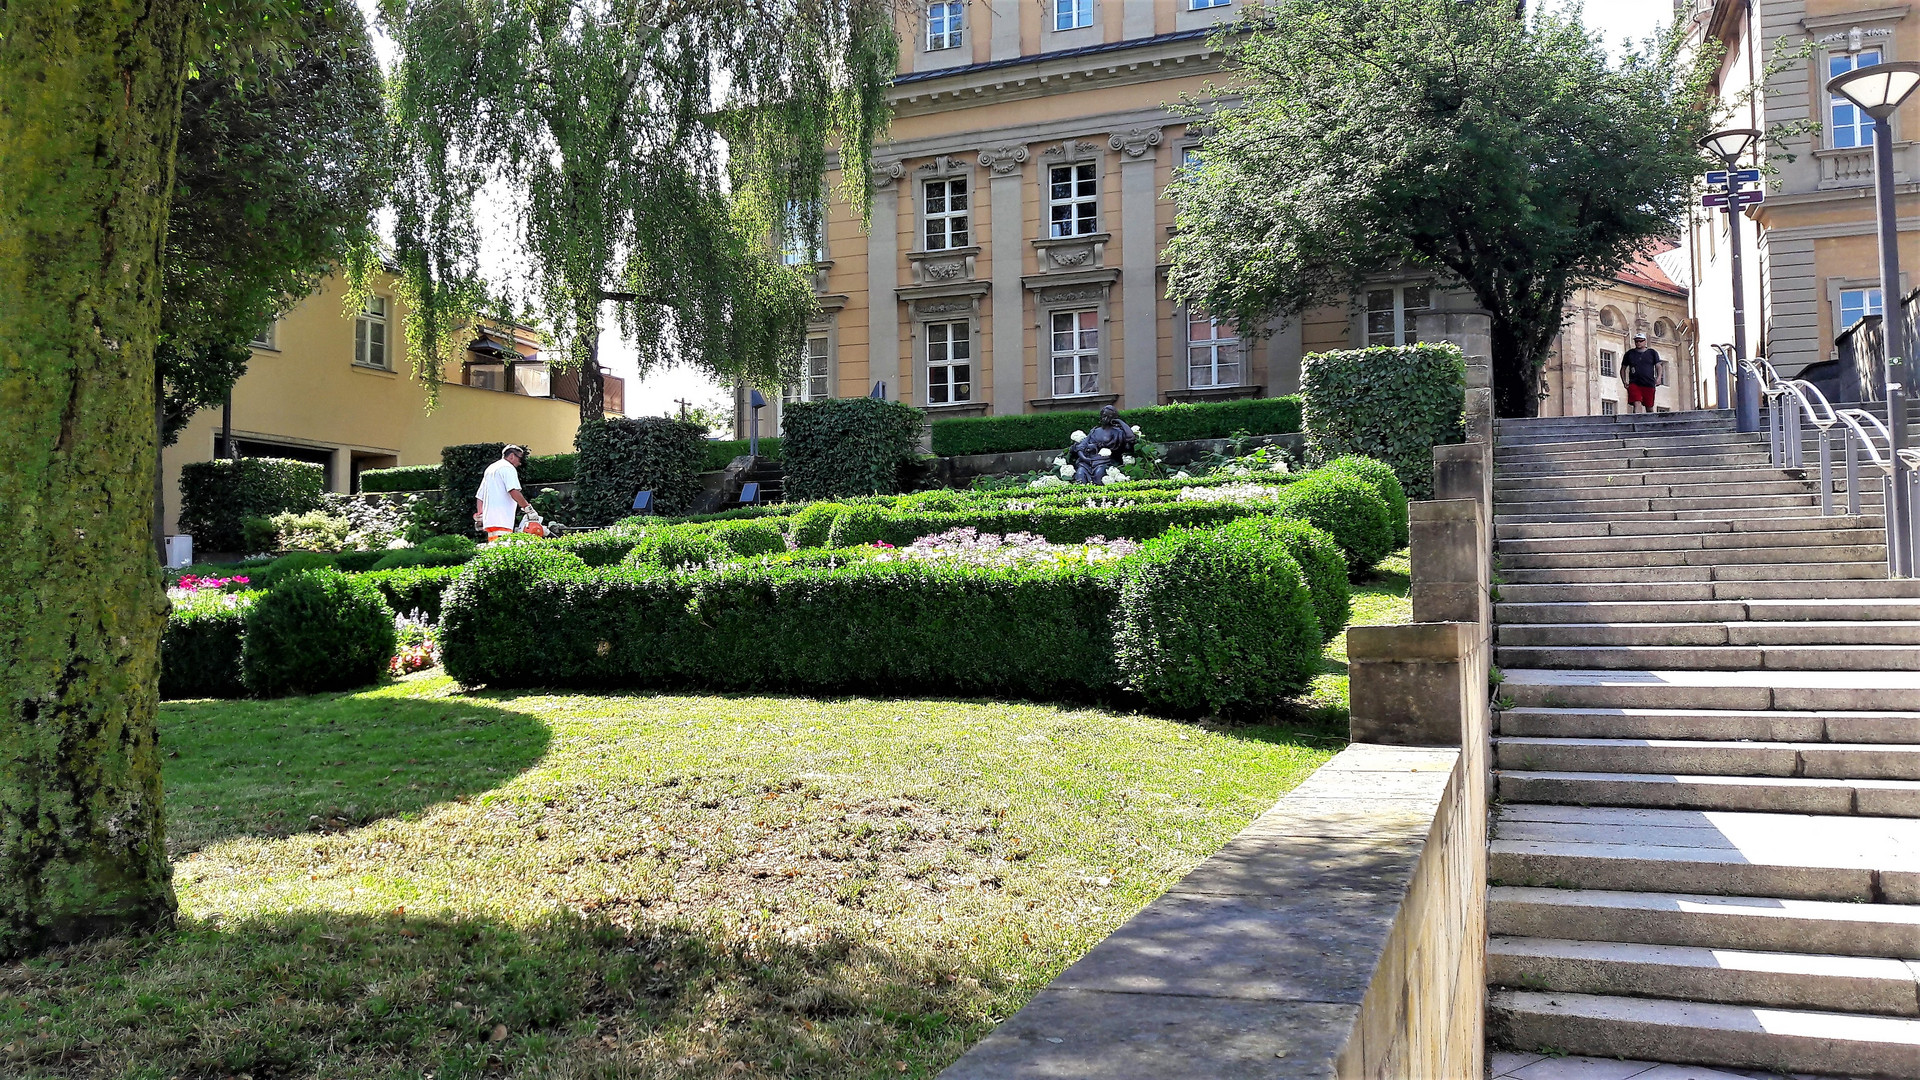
[1496,598,1920,625]
[1489,804,1920,902]
[1495,432,1767,453]
[1496,769,1920,816]
[1495,706,1920,744]
[1495,515,1886,540]
[1498,451,1776,475]
[1498,578,1920,603]
[1496,620,1920,647]
[1493,467,1802,490]
[1488,990,1920,1077]
[1495,642,1920,671]
[1489,936,1920,1017]
[1498,545,1887,570]
[1496,480,1823,502]
[1488,887,1920,960]
[1494,737,1920,780]
[1500,563,1889,586]
[1497,505,1877,525]
[1497,495,1852,518]
[1501,667,1920,711]
[1497,528,1887,554]
[1497,413,1738,434]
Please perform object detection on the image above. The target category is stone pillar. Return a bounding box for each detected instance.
[1114,129,1163,409]
[1348,621,1486,748]
[1416,288,1496,439]
[1432,439,1492,530]
[984,148,1029,415]
[867,164,903,398]
[1410,499,1489,628]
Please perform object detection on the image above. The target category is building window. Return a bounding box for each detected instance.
[784,335,831,405]
[1653,318,1672,340]
[250,321,277,350]
[1598,307,1617,329]
[1599,349,1616,378]
[1830,49,1884,149]
[1051,309,1100,396]
[1190,0,1229,7]
[780,199,824,266]
[924,178,969,251]
[927,2,964,50]
[355,296,389,369]
[1048,163,1098,238]
[1364,284,1429,347]
[1841,287,1884,329]
[1187,315,1241,388]
[1601,398,1618,415]
[1053,0,1092,31]
[925,320,973,405]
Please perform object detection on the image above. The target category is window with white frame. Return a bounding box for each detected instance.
[926,2,964,50]
[923,177,969,251]
[1599,349,1616,378]
[354,296,389,369]
[1048,163,1098,238]
[249,320,277,349]
[1053,0,1092,31]
[1050,309,1100,396]
[1364,284,1429,347]
[925,320,972,404]
[780,199,824,266]
[1601,398,1618,415]
[1841,287,1884,329]
[1187,314,1241,388]
[1829,49,1884,149]
[784,335,831,405]
[1190,0,1230,8]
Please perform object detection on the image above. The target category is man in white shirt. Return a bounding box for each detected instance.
[474,445,535,542]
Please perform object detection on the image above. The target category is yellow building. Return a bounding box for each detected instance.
[1537,250,1698,416]
[160,272,608,535]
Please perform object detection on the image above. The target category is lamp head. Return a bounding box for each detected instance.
[1698,127,1761,166]
[1826,61,1920,120]
[749,388,767,410]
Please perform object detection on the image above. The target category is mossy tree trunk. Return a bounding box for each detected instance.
[0,0,191,956]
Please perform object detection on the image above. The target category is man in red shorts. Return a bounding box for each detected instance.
[1621,332,1661,413]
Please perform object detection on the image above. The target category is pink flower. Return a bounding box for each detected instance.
[232,576,249,585]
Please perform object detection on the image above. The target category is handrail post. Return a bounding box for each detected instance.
[1847,428,1863,516]
[1792,398,1805,470]
[1819,429,1834,515]
[1889,474,1901,577]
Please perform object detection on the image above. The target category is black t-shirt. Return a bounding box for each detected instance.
[1622,347,1661,388]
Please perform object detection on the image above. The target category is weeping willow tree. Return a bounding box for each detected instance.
[383,0,897,420]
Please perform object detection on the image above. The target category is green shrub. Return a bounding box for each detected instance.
[707,519,788,558]
[702,437,781,472]
[788,502,849,549]
[241,515,279,554]
[240,569,397,696]
[362,565,463,620]
[359,464,443,493]
[624,528,729,570]
[929,397,1303,457]
[824,504,891,549]
[332,550,388,573]
[572,417,708,525]
[521,453,576,486]
[550,529,644,566]
[161,593,253,700]
[781,398,924,501]
[259,550,338,588]
[1115,525,1322,715]
[1325,455,1410,549]
[269,510,353,552]
[529,486,573,524]
[1301,344,1464,500]
[179,457,326,552]
[1270,472,1395,574]
[1223,516,1350,643]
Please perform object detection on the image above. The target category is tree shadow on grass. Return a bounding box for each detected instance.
[160,693,550,856]
[0,907,1005,1080]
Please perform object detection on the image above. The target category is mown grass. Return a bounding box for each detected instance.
[0,553,1410,1079]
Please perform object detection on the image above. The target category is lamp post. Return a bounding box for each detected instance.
[748,388,767,459]
[1828,61,1920,577]
[1698,128,1762,431]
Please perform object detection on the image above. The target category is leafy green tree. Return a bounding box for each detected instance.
[159,3,388,443]
[381,0,896,421]
[1166,0,1717,417]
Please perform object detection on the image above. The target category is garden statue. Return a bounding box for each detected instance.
[1069,405,1139,484]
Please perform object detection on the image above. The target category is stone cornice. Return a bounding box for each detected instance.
[890,32,1225,118]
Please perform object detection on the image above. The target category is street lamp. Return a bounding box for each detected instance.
[1698,127,1762,431]
[1828,61,1920,577]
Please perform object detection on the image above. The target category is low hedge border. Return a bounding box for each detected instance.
[930,396,1302,457]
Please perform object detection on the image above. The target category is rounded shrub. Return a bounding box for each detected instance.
[788,502,848,549]
[240,569,397,697]
[825,504,892,549]
[1271,472,1394,574]
[1228,516,1351,643]
[624,527,728,570]
[1325,456,1409,549]
[708,519,788,558]
[259,550,338,588]
[1115,524,1322,716]
[370,533,477,571]
[332,549,389,573]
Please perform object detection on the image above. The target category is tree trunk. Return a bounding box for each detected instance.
[1489,315,1541,419]
[573,295,605,423]
[0,0,190,956]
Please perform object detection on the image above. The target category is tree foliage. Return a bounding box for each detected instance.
[160,1,388,442]
[382,0,897,420]
[1166,0,1719,417]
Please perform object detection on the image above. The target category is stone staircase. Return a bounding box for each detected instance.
[1482,410,1920,1078]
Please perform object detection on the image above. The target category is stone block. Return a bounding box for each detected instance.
[1411,498,1489,625]
[1348,622,1485,747]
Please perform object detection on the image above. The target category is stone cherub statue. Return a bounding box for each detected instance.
[1069,405,1139,484]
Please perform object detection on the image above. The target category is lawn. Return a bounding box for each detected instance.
[0,555,1409,1080]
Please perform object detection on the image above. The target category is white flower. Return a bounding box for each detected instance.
[1131,425,1143,436]
[1051,456,1066,467]
[1069,430,1087,442]
[1058,465,1074,479]
[1101,470,1124,485]
[1099,447,1112,458]
[1173,470,1190,479]
[1122,455,1136,465]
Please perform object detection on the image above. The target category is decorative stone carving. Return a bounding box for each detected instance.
[1110,128,1164,159]
[978,145,1030,176]
[1036,284,1106,306]
[871,160,906,188]
[918,154,970,177]
[1043,139,1103,161]
[924,261,968,281]
[1049,247,1093,268]
[916,298,974,315]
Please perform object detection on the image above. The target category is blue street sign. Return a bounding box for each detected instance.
[1733,168,1762,184]
[1705,170,1729,186]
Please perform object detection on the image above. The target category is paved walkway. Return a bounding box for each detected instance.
[1491,1050,1825,1079]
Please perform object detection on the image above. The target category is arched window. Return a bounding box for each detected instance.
[1598,307,1619,330]
[1653,319,1672,340]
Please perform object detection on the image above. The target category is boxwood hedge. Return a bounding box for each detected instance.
[781,398,924,500]
[240,569,397,697]
[573,417,707,525]
[930,396,1302,457]
[1301,344,1463,500]
[179,457,326,553]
